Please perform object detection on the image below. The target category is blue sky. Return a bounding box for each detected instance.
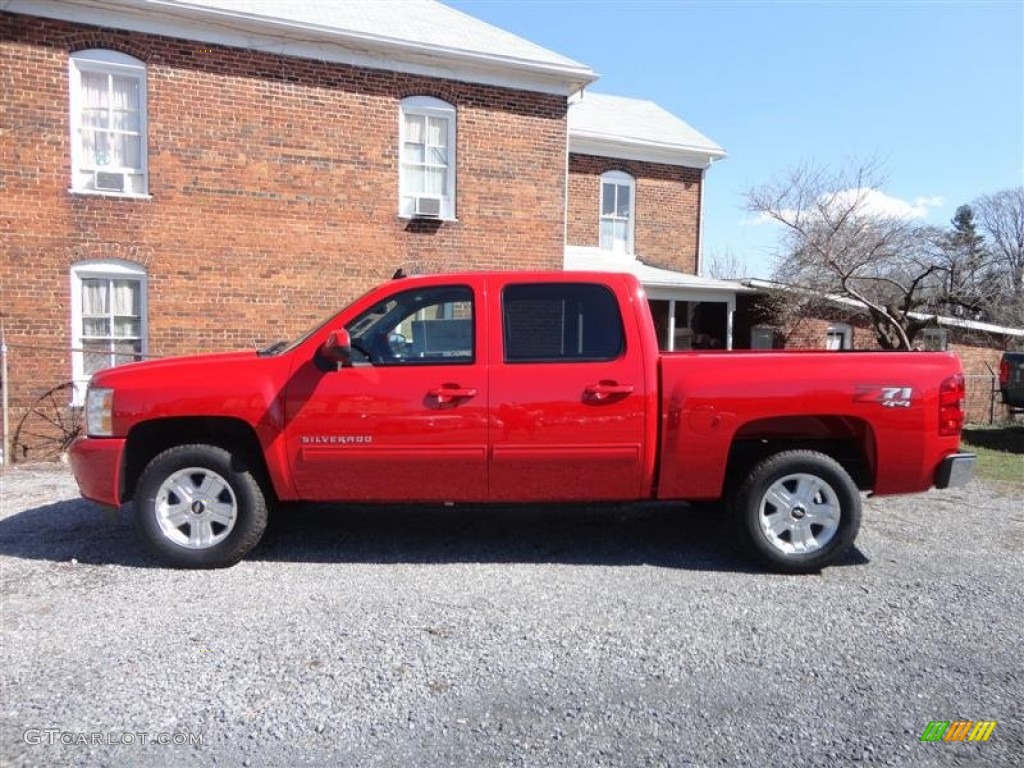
[448,0,1024,278]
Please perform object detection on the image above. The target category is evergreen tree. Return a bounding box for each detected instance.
[939,204,990,317]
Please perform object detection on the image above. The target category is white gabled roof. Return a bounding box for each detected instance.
[169,0,586,69]
[569,92,726,169]
[11,0,597,95]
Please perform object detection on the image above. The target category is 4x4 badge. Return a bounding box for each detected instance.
[855,386,914,408]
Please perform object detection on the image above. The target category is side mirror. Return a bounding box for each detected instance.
[321,329,352,366]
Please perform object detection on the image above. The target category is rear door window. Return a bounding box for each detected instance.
[502,283,624,363]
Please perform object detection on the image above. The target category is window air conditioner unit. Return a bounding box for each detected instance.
[412,195,442,218]
[95,171,126,192]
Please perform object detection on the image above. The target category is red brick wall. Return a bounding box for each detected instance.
[566,154,702,274]
[778,316,876,350]
[0,12,569,445]
[951,344,1009,424]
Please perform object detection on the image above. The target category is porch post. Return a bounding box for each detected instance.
[667,300,676,351]
[726,298,735,350]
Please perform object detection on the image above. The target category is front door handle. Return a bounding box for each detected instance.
[428,386,478,405]
[584,382,635,401]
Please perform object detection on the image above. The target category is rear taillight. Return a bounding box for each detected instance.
[999,359,1010,389]
[939,374,965,436]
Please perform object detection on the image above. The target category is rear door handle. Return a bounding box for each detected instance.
[584,382,635,401]
[428,386,478,405]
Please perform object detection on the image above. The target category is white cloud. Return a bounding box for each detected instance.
[914,195,945,209]
[829,188,944,220]
[747,188,944,225]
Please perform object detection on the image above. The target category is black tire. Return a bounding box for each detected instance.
[135,444,269,568]
[732,450,861,574]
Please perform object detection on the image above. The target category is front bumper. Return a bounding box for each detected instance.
[935,452,976,489]
[68,436,126,508]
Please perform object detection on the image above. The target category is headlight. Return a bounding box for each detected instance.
[86,387,114,436]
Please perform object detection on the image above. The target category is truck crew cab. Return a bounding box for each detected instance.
[70,272,975,573]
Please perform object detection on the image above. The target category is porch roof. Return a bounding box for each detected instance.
[742,278,1024,339]
[564,246,751,303]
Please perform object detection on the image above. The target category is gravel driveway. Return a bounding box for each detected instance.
[1,463,1021,767]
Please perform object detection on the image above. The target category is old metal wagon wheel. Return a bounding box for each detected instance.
[13,382,83,463]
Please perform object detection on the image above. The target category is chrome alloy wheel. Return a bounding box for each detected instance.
[155,467,238,549]
[758,472,841,555]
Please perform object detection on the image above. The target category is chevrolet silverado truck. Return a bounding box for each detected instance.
[69,271,975,573]
[999,351,1024,413]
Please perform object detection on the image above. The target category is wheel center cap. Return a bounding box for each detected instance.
[791,505,807,521]
[191,500,207,515]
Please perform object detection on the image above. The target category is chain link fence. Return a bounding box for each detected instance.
[963,371,1008,426]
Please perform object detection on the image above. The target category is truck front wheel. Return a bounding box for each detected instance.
[733,450,861,574]
[135,444,268,568]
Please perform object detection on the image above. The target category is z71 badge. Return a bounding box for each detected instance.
[855,386,914,408]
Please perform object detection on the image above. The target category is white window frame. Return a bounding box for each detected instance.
[599,170,636,254]
[826,323,852,350]
[399,96,456,220]
[69,49,149,198]
[70,260,148,405]
[750,325,775,349]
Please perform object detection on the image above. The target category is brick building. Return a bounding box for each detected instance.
[1,0,731,461]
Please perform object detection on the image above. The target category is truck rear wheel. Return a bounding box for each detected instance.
[135,444,268,568]
[733,450,861,574]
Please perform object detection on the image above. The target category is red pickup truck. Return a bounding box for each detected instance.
[69,271,975,573]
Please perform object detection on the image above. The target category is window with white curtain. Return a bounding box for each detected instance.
[599,171,635,253]
[399,96,456,219]
[71,261,147,404]
[69,50,148,196]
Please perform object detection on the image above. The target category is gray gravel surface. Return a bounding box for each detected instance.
[1,463,1021,767]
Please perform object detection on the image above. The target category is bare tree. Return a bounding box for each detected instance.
[746,161,982,349]
[703,247,746,279]
[973,187,1024,326]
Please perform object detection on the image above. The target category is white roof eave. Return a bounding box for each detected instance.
[10,0,599,95]
[570,131,726,170]
[742,279,1024,338]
